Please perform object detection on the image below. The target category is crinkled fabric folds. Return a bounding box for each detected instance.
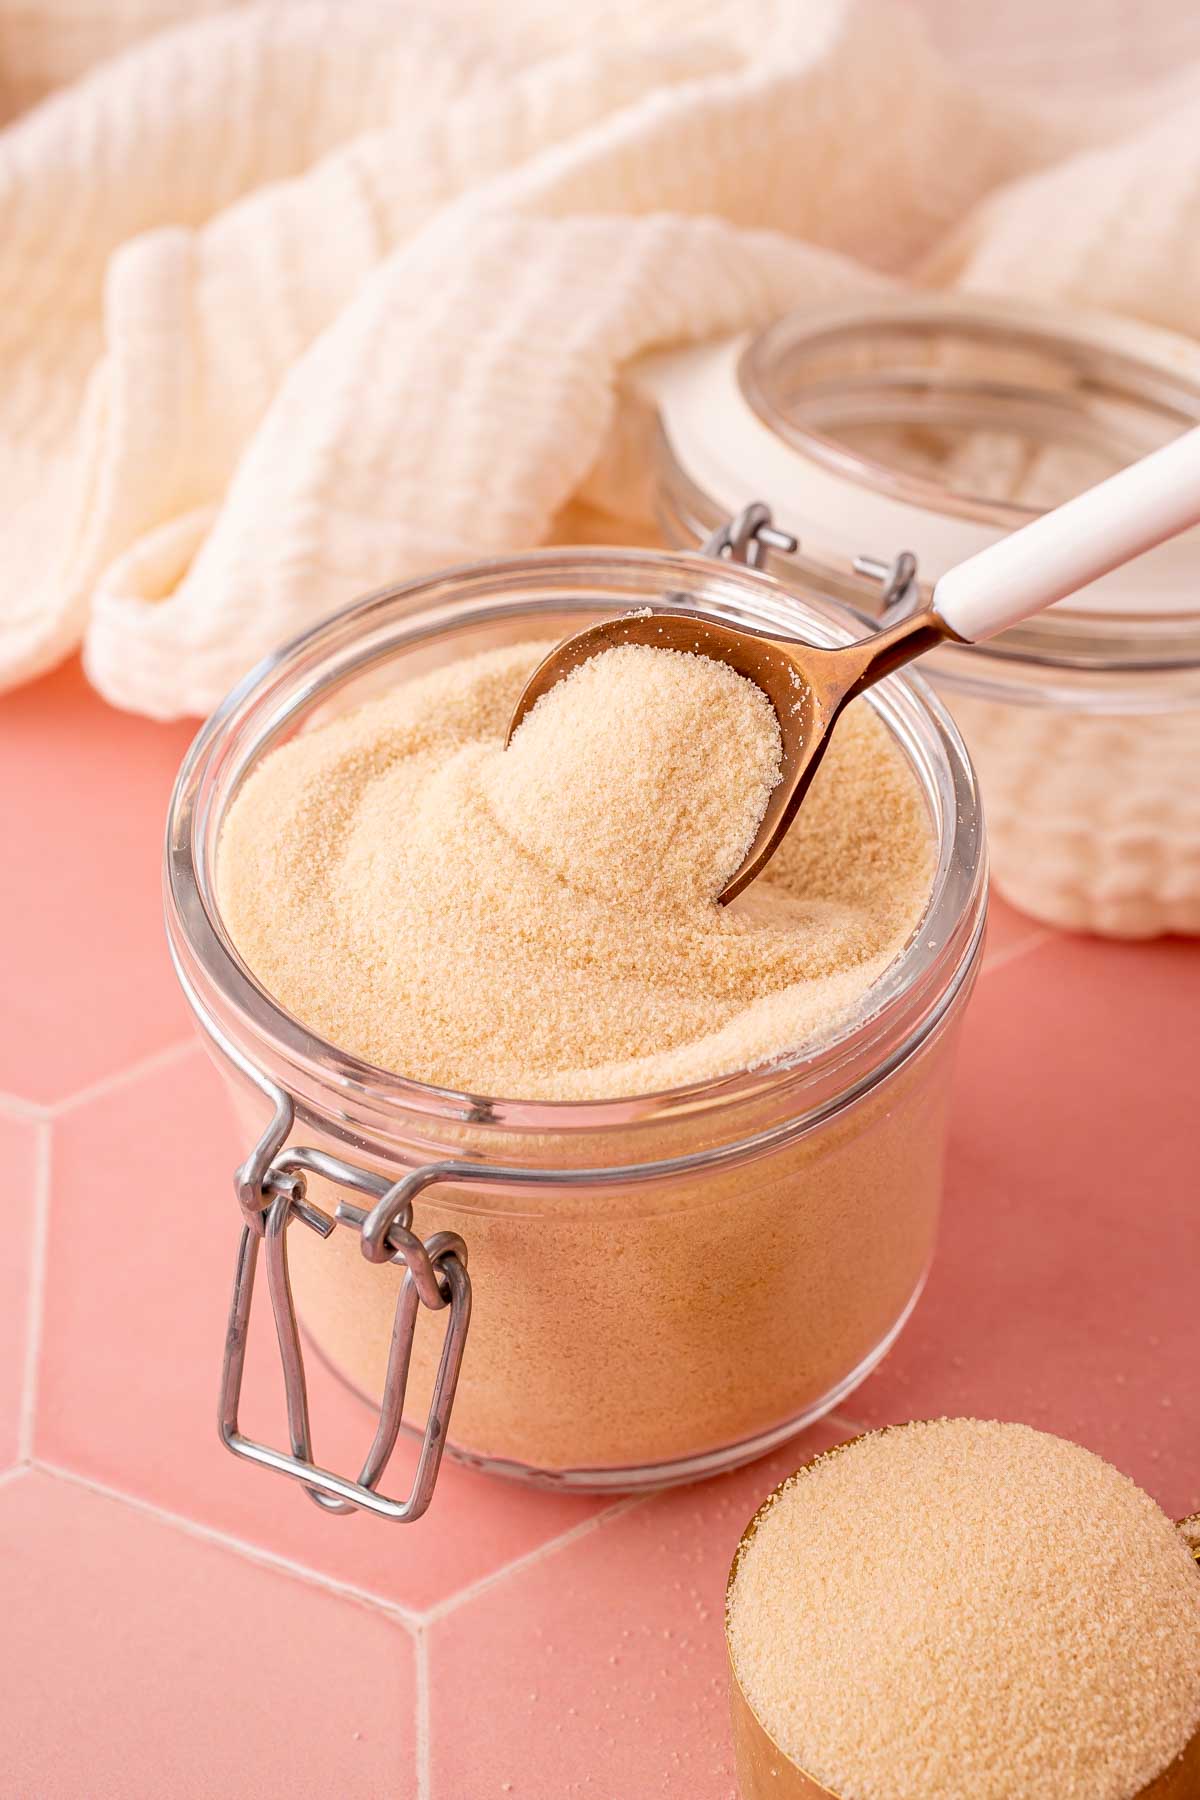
[3,0,1200,716]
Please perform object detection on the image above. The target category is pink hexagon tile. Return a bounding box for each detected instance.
[428,1418,851,1800]
[0,1110,41,1469]
[0,659,198,1106]
[35,1045,612,1614]
[0,1470,415,1799]
[845,932,1200,1520]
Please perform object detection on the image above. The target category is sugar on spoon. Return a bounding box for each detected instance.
[507,427,1200,903]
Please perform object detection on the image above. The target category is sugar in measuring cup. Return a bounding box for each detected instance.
[726,1420,1200,1800]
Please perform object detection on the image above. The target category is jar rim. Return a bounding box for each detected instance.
[164,546,985,1158]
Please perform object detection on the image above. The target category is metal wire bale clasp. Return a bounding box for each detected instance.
[701,501,921,617]
[700,502,798,569]
[220,1092,471,1522]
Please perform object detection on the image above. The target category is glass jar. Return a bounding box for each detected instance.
[647,293,1200,938]
[164,545,984,1522]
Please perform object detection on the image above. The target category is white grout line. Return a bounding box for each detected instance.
[0,1090,48,1121]
[0,1464,32,1494]
[413,1626,431,1800]
[17,1122,52,1465]
[48,1037,202,1117]
[34,1459,424,1631]
[421,1492,648,1628]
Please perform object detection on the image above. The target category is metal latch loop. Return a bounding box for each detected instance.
[220,1126,472,1523]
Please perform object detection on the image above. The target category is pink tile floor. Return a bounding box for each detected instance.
[2,657,1197,1798]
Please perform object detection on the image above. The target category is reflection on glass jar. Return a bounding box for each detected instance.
[165,550,984,1496]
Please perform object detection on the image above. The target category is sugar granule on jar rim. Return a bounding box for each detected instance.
[725,1418,1200,1800]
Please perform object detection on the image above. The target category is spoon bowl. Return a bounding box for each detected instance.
[505,605,951,904]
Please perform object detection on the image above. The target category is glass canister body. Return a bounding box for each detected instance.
[165,549,984,1492]
[650,294,1200,939]
[220,1022,956,1485]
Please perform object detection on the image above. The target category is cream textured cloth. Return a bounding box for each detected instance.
[4,0,1200,717]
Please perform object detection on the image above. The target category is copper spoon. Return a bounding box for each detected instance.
[507,427,1200,903]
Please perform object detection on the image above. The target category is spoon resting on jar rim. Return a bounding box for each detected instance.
[506,427,1200,904]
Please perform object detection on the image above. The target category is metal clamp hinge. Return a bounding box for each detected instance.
[702,502,921,618]
[220,1091,472,1523]
[854,549,921,616]
[701,502,798,569]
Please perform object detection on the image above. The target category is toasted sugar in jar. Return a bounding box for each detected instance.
[647,293,1200,938]
[726,1421,1200,1800]
[216,641,935,1102]
[165,544,984,1516]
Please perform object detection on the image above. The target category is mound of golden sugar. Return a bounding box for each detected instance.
[727,1419,1200,1800]
[487,642,783,909]
[217,639,933,1101]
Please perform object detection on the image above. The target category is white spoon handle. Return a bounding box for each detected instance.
[931,425,1200,642]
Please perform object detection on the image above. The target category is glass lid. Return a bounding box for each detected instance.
[740,303,1200,528]
[646,293,1200,671]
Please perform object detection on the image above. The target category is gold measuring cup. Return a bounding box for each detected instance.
[726,1433,1200,1800]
